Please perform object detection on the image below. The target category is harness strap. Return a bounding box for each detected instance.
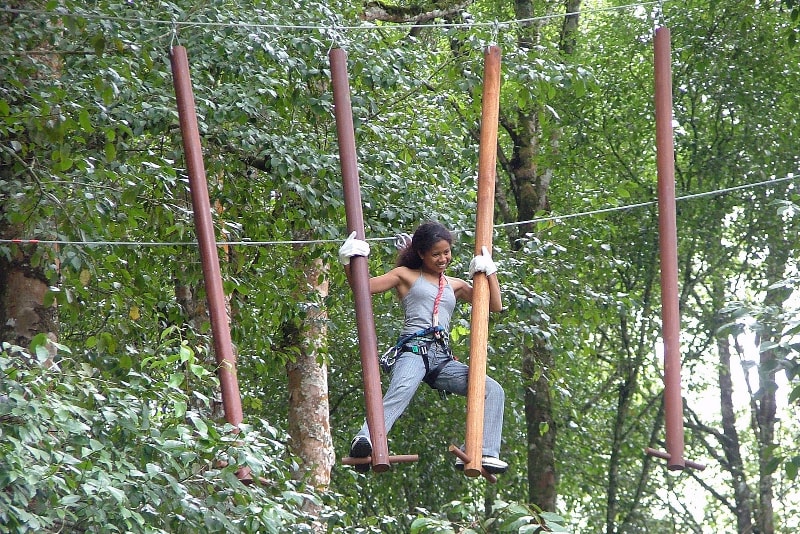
[431,273,446,330]
[400,337,452,389]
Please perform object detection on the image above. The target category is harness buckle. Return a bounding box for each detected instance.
[379,346,398,374]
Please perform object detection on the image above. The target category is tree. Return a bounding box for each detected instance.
[0,3,62,363]
[3,1,799,532]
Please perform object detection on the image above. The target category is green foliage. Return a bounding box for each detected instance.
[3,0,800,532]
[780,0,800,46]
[408,500,571,533]
[0,339,320,533]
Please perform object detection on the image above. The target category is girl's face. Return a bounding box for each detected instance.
[419,239,452,274]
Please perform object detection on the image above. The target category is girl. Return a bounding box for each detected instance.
[338,221,507,474]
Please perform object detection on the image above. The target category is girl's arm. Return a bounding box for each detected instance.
[345,265,412,296]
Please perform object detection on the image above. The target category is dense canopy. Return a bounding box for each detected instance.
[1,1,798,533]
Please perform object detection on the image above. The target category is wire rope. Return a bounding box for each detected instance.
[1,174,795,248]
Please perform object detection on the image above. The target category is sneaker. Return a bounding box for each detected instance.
[349,436,372,473]
[453,456,508,474]
[349,436,372,457]
[454,457,465,471]
[481,456,508,474]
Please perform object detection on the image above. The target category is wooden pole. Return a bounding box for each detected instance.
[464,45,501,477]
[645,447,705,471]
[170,46,243,429]
[653,26,685,471]
[329,48,390,472]
[448,445,497,483]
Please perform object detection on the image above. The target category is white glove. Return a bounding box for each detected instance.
[468,246,497,278]
[338,231,370,266]
[394,232,412,250]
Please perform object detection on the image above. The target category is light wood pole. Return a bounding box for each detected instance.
[464,44,501,478]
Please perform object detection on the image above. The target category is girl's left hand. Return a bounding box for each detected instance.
[468,246,497,277]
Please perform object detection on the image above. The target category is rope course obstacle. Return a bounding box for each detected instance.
[644,25,705,472]
[329,28,709,479]
[330,47,419,473]
[53,10,713,480]
[170,44,254,482]
[330,44,502,481]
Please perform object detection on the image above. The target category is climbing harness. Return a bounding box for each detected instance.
[379,325,449,372]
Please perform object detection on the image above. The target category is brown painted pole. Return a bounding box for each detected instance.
[464,45,501,478]
[329,48,390,473]
[653,27,685,471]
[645,448,705,471]
[342,454,419,466]
[448,445,497,483]
[170,46,243,428]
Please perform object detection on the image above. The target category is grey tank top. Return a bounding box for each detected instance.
[400,274,456,336]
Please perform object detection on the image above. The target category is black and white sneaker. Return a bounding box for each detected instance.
[350,435,372,457]
[481,456,508,474]
[454,456,508,474]
[349,436,372,473]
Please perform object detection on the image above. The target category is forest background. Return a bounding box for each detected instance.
[1,0,799,533]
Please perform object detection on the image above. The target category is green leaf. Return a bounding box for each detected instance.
[106,485,126,503]
[168,373,185,388]
[189,363,207,378]
[78,109,93,132]
[179,344,193,363]
[787,458,798,480]
[190,416,208,437]
[789,384,800,404]
[173,400,187,418]
[59,494,82,506]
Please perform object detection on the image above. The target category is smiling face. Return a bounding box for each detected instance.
[418,238,452,275]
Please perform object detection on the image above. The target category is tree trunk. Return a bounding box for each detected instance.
[754,333,777,534]
[0,5,60,361]
[751,245,790,534]
[718,330,755,532]
[604,316,640,534]
[174,276,226,420]
[713,276,755,533]
[559,0,582,55]
[286,255,334,495]
[507,0,581,511]
[0,241,58,356]
[523,338,556,511]
[508,111,553,243]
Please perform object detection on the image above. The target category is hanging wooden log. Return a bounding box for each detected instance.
[329,47,391,473]
[170,45,243,429]
[463,44,501,478]
[647,26,705,472]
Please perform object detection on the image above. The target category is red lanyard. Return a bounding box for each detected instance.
[431,273,446,329]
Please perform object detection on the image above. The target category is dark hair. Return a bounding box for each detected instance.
[396,221,453,269]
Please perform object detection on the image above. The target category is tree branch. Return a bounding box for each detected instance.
[362,0,473,24]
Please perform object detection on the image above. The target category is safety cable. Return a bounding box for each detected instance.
[0,174,796,248]
[1,1,671,34]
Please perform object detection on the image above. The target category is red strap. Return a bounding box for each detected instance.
[431,273,446,328]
